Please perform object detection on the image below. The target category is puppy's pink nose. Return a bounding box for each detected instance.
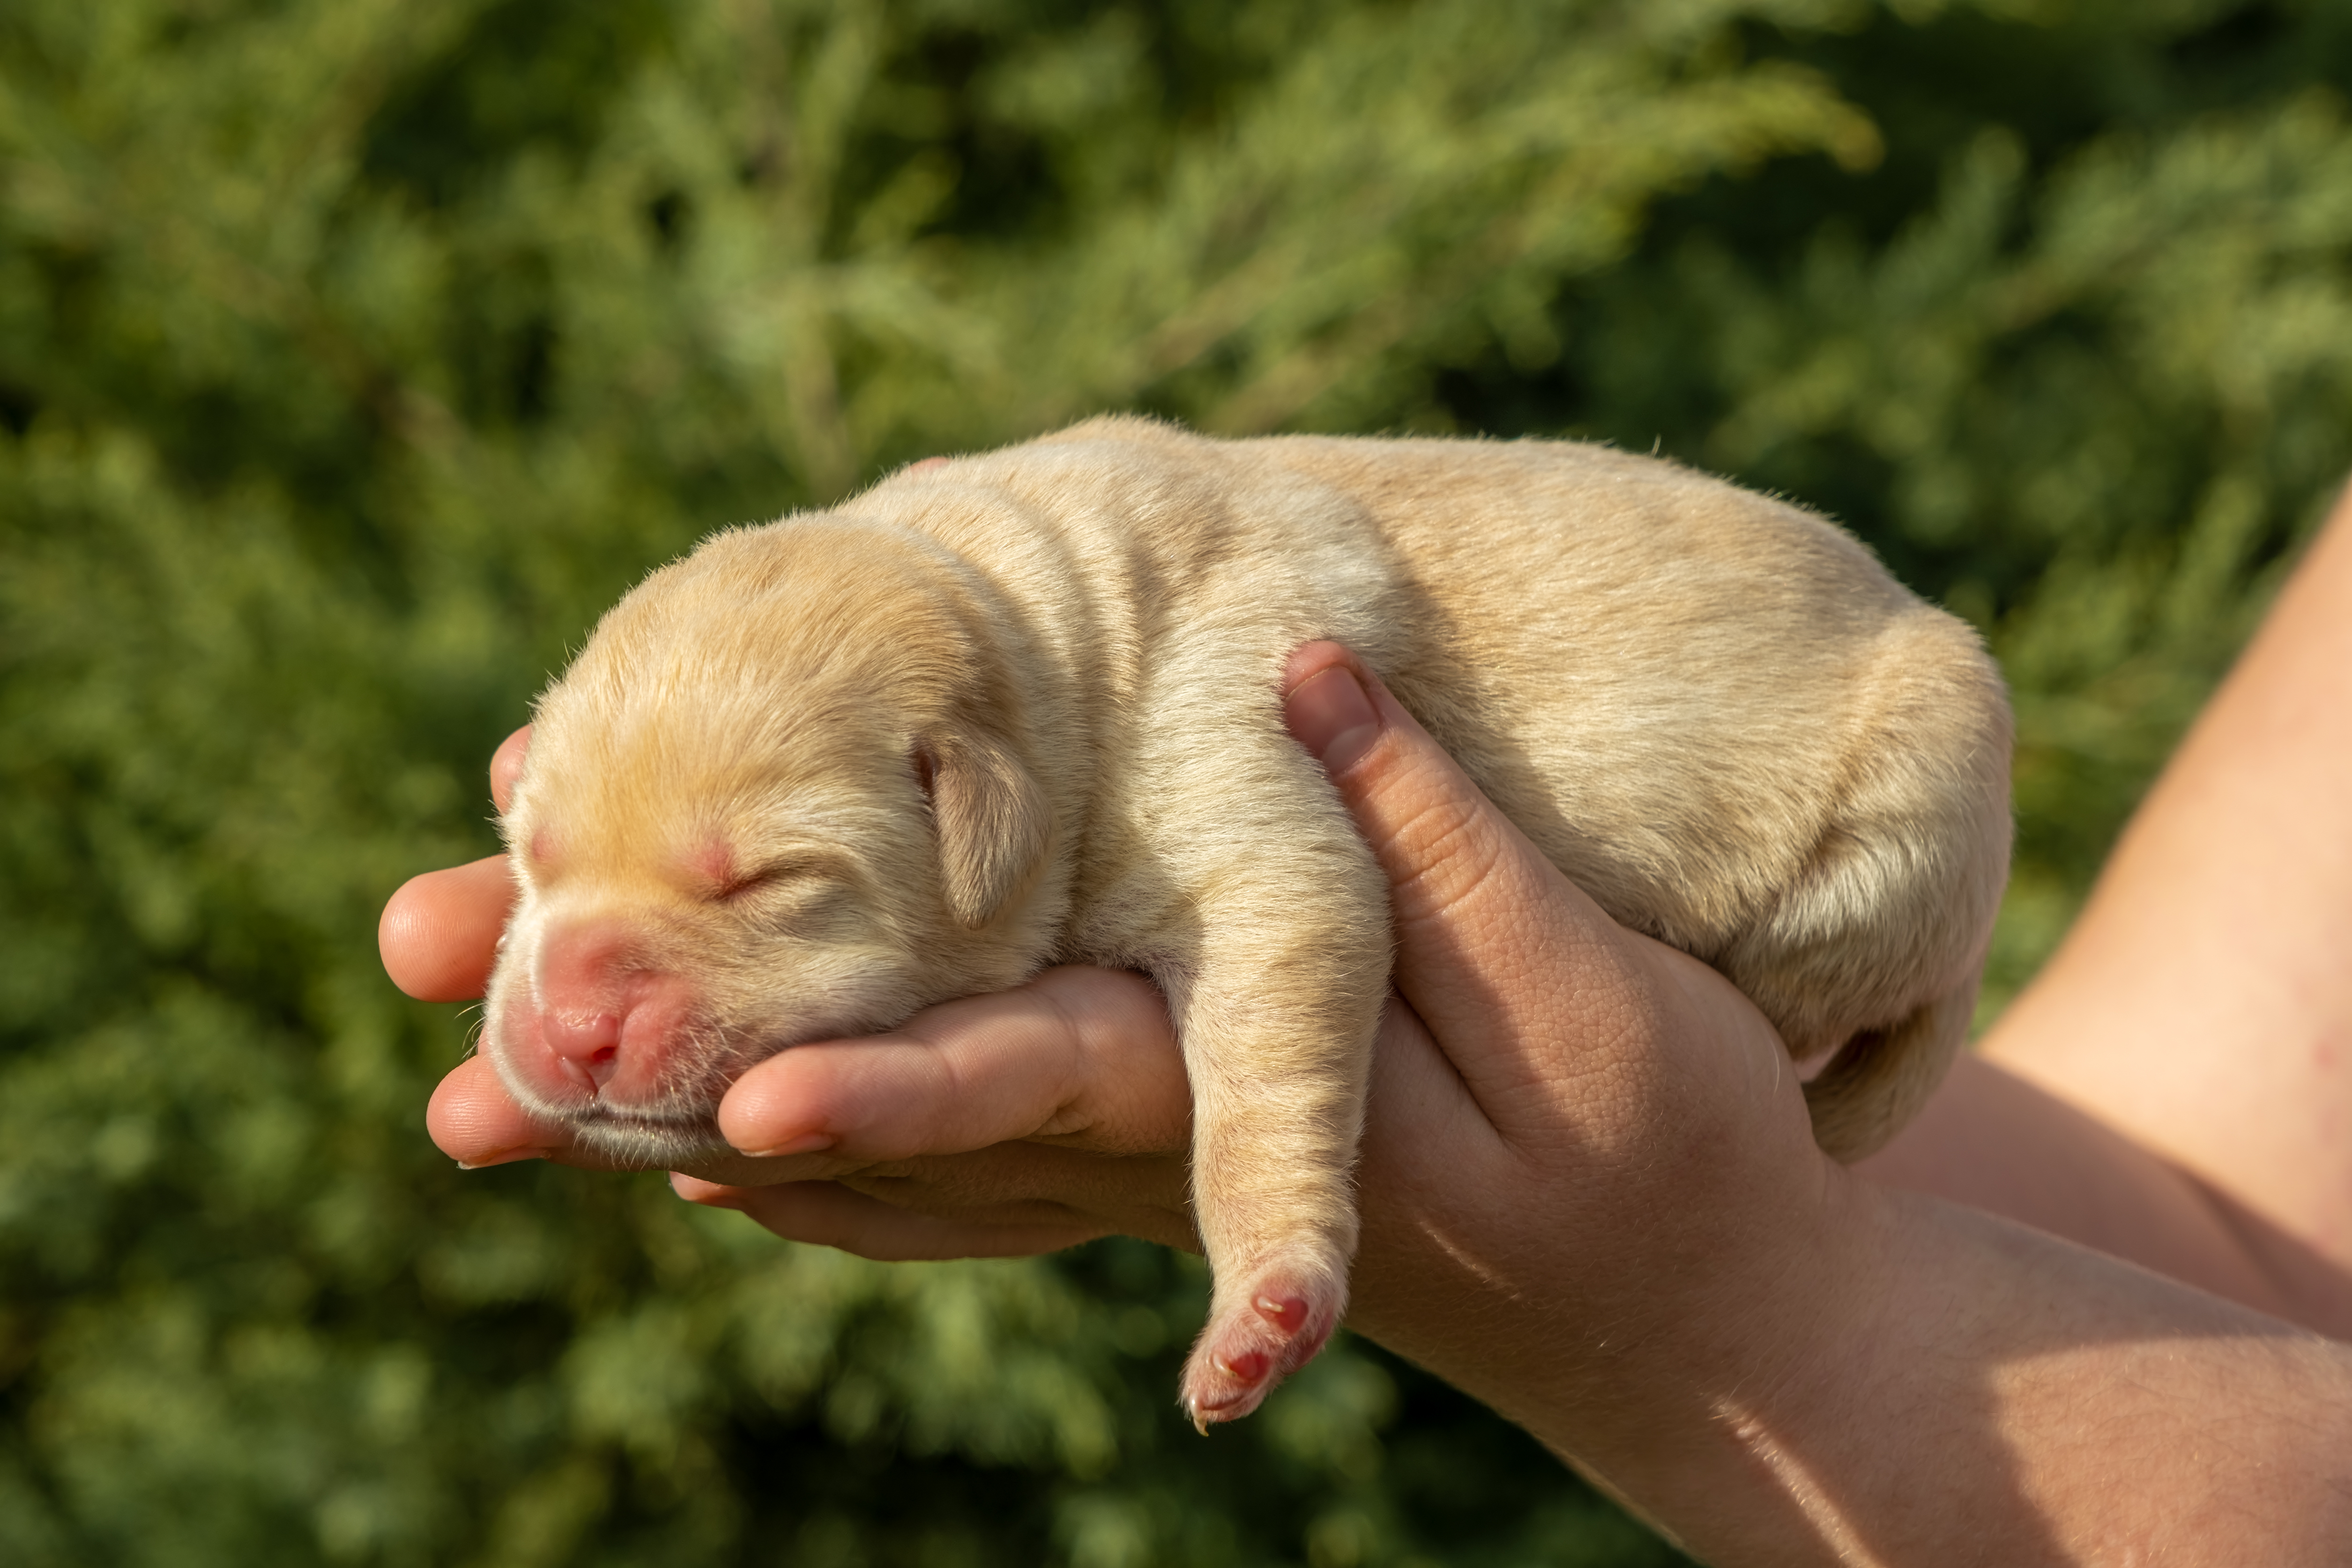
[534,919,645,1096]
[541,1008,624,1092]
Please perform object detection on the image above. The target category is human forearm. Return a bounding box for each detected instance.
[1779,1187,2352,1567]
[1824,1189,2352,1567]
[1860,1055,2352,1338]
[1371,1165,2352,1566]
[1983,498,2352,1272]
[1855,494,2352,1337]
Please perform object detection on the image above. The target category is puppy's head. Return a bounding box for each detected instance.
[482,519,1055,1166]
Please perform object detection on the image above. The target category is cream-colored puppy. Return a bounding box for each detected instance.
[485,416,2012,1427]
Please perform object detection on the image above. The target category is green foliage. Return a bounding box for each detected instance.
[2,0,2347,1562]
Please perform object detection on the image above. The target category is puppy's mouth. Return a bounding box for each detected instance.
[533,1026,833,1169]
[564,1103,732,1169]
[488,985,901,1169]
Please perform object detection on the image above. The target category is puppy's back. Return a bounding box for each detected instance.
[1076,427,2010,1157]
[868,420,2010,1158]
[1265,434,2009,1155]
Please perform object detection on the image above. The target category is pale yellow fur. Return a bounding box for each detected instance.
[486,416,2013,1421]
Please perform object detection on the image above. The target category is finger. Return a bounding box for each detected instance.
[839,1140,1195,1248]
[718,966,1191,1160]
[491,726,531,815]
[427,1053,818,1179]
[683,1137,1194,1248]
[380,854,516,1001]
[670,1174,1110,1261]
[1280,644,1652,1092]
[1345,996,1529,1330]
[426,1053,567,1167]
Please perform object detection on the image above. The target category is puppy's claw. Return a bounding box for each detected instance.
[1178,1264,1344,1427]
[1253,1292,1310,1334]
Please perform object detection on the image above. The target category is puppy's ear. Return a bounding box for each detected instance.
[915,731,1052,928]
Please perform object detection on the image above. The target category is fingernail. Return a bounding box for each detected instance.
[1286,664,1381,775]
[737,1130,834,1159]
[670,1173,748,1210]
[455,1148,543,1170]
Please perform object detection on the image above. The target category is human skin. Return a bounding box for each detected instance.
[383,498,2352,1561]
[1859,493,2352,1341]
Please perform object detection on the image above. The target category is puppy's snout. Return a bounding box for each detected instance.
[510,918,701,1108]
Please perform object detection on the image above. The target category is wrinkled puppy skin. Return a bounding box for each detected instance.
[484,417,2014,1428]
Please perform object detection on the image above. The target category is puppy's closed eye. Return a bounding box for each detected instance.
[708,859,873,945]
[712,856,839,905]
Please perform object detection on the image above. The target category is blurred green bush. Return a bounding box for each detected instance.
[2,1,2348,1562]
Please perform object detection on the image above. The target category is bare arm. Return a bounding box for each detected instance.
[1863,492,2352,1337]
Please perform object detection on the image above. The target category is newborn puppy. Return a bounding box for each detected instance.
[484,416,2013,1427]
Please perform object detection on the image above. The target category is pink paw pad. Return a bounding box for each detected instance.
[1254,1292,1311,1335]
[1179,1275,1342,1433]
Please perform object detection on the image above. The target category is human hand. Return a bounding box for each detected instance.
[380,728,1201,1250]
[383,648,1846,1451]
[1248,645,1841,1442]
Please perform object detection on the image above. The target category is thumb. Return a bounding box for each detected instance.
[1280,643,1652,1102]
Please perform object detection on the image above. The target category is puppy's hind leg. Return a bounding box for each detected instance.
[1153,852,1392,1430]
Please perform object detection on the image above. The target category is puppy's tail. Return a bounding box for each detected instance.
[1800,979,1977,1162]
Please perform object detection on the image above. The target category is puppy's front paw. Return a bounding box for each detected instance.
[1179,1263,1344,1432]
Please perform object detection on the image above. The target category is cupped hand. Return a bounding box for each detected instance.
[1264,646,1843,1444]
[381,727,1199,1252]
[381,647,1848,1441]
